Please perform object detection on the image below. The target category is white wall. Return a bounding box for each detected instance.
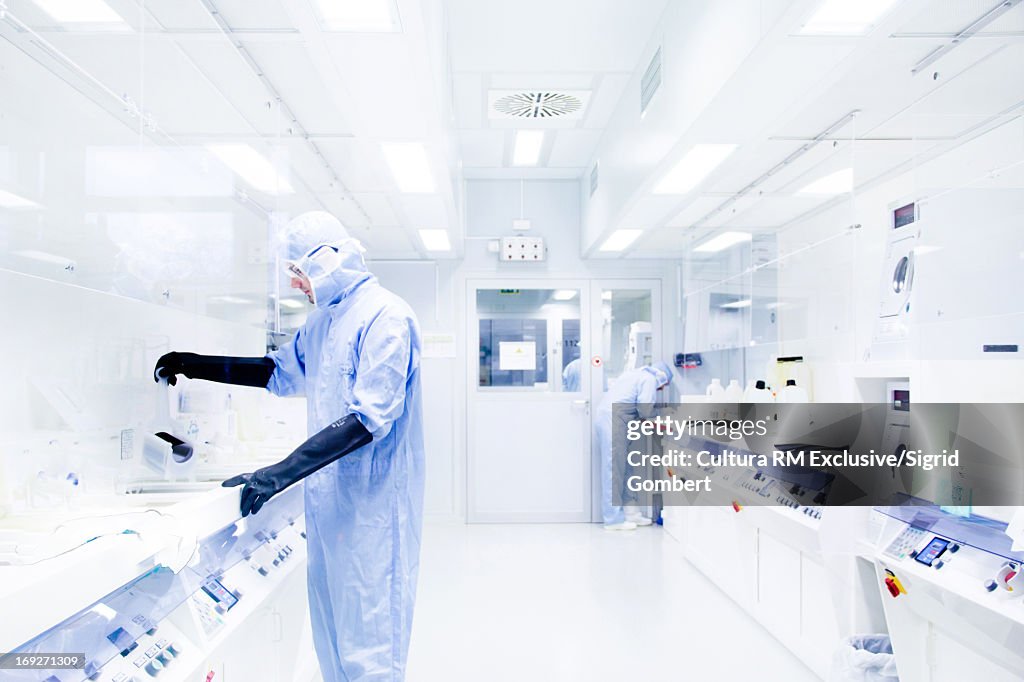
[373,179,678,521]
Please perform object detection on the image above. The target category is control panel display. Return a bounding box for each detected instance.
[892,389,909,411]
[201,578,238,611]
[914,537,950,567]
[893,202,916,229]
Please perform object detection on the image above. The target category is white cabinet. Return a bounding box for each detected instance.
[666,505,840,679]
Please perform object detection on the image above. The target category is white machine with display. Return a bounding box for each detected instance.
[624,321,653,371]
[872,503,1024,681]
[872,200,921,351]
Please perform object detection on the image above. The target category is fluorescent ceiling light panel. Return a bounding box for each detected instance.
[32,0,125,24]
[800,0,899,34]
[599,229,643,252]
[313,0,398,31]
[652,144,737,194]
[798,167,854,195]
[553,290,578,301]
[0,189,41,209]
[721,299,752,309]
[513,131,544,167]
[207,145,294,195]
[382,143,435,193]
[418,229,451,252]
[694,231,752,253]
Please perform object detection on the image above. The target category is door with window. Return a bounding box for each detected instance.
[588,281,662,522]
[467,281,591,522]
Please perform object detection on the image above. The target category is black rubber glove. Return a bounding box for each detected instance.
[154,351,275,388]
[222,414,373,517]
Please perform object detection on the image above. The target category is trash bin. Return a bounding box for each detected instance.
[828,635,899,682]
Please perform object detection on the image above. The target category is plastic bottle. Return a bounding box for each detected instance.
[705,378,725,399]
[724,380,743,402]
[744,380,774,403]
[780,379,809,403]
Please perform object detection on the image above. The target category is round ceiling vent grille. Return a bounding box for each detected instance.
[492,92,583,118]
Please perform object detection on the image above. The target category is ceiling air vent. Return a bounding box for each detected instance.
[640,47,662,114]
[590,162,599,197]
[488,90,590,120]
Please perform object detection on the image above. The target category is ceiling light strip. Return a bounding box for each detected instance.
[911,0,1022,75]
[195,0,372,225]
[690,109,860,229]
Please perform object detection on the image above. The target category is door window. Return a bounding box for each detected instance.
[476,288,581,391]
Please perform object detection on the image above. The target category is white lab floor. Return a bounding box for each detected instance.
[407,522,821,682]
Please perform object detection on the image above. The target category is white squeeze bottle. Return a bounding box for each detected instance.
[706,378,725,399]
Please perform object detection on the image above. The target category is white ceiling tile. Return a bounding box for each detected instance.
[487,73,596,89]
[203,0,296,30]
[459,130,506,167]
[632,228,685,255]
[316,138,393,193]
[325,36,432,139]
[583,73,632,130]
[703,194,761,229]
[446,0,669,73]
[352,193,400,226]
[907,44,1024,119]
[132,0,218,30]
[243,42,353,135]
[320,194,374,229]
[461,167,583,180]
[896,0,1023,35]
[548,130,603,168]
[666,196,728,228]
[618,195,683,229]
[397,194,450,228]
[52,39,253,135]
[361,227,417,255]
[723,196,829,228]
[452,72,484,129]
[487,118,584,131]
[177,42,282,136]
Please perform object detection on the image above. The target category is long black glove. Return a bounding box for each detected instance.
[221,414,373,517]
[153,351,275,388]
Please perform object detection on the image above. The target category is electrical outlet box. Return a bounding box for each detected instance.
[500,236,545,262]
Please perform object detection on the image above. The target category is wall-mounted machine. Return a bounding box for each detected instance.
[876,382,913,501]
[873,501,1024,681]
[873,200,921,350]
[625,321,653,371]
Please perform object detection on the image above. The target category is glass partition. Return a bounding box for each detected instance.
[0,2,308,330]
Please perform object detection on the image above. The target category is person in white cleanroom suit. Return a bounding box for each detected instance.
[593,361,673,530]
[155,211,424,681]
